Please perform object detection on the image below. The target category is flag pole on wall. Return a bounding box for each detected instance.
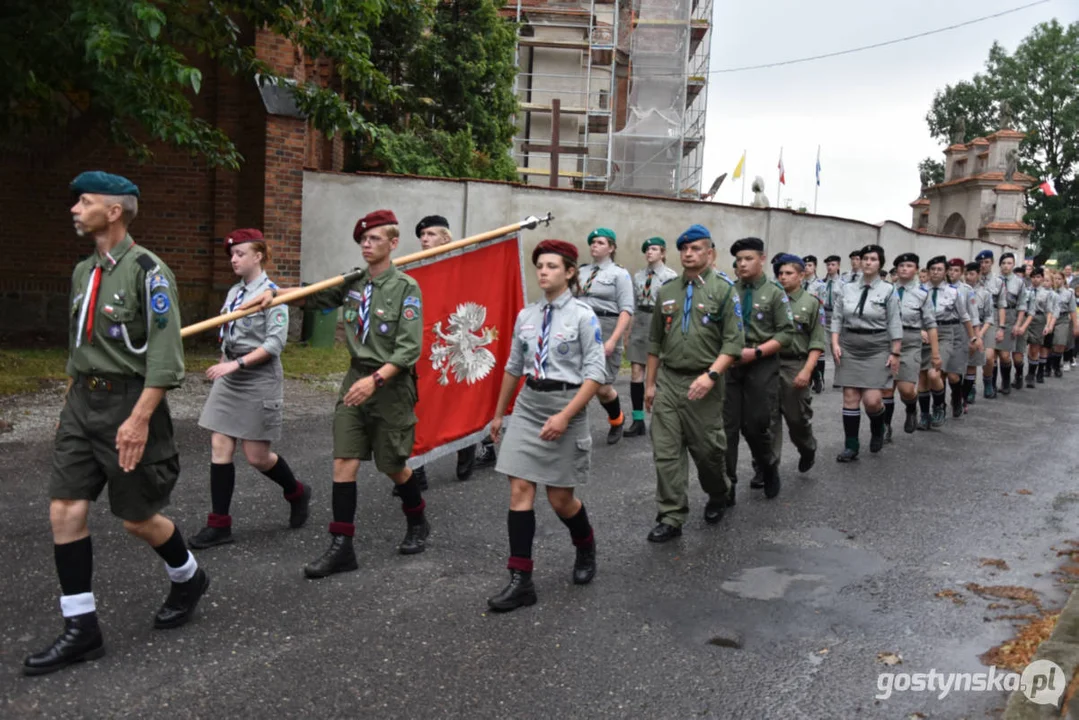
[777,147,785,207]
[814,145,821,214]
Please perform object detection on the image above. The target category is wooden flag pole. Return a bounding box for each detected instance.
[180,212,554,338]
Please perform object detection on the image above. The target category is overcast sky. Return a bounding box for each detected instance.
[701,0,1076,225]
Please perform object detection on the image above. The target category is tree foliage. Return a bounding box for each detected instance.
[924,20,1079,258]
[1,0,519,182]
[0,0,398,169]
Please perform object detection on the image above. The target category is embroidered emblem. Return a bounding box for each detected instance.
[344,309,358,323]
[272,309,287,326]
[557,342,571,355]
[379,323,389,333]
[403,307,417,321]
[149,274,169,291]
[347,289,364,301]
[429,302,498,386]
[403,296,421,309]
[150,292,170,314]
[107,324,123,339]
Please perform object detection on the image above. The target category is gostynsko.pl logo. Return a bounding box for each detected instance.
[876,659,1066,705]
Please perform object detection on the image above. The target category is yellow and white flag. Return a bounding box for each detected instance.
[732,152,746,180]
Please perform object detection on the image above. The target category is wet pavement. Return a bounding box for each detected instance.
[3,368,1079,718]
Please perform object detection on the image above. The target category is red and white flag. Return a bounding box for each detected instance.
[778,149,786,185]
[401,234,526,465]
[1039,179,1058,196]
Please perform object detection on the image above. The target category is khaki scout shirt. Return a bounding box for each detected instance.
[219,271,288,357]
[733,273,795,349]
[505,289,606,385]
[309,264,422,370]
[66,234,185,388]
[578,258,634,316]
[632,263,678,310]
[831,275,903,341]
[784,287,827,358]
[648,268,744,372]
[895,279,936,330]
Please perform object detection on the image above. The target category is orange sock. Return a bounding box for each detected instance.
[608,411,624,427]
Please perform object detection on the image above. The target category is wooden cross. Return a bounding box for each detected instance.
[520,99,588,188]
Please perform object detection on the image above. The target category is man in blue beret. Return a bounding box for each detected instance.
[645,224,744,541]
[25,172,208,677]
[725,237,795,501]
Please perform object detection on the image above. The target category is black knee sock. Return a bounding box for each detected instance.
[210,462,235,517]
[55,537,93,596]
[600,396,622,422]
[999,363,1011,384]
[949,381,963,406]
[932,389,946,408]
[507,510,536,570]
[882,396,895,426]
[261,455,299,496]
[842,408,860,450]
[630,381,644,413]
[1066,348,1074,363]
[918,391,931,414]
[558,504,594,547]
[153,527,190,568]
[867,407,885,437]
[396,474,425,524]
[964,374,975,396]
[993,363,1001,387]
[904,400,917,414]
[332,482,357,525]
[1015,360,1024,379]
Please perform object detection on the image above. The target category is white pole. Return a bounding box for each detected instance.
[813,145,820,213]
[777,146,783,207]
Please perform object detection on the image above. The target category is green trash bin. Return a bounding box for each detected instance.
[303,306,338,348]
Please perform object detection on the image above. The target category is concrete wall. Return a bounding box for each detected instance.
[302,171,1020,301]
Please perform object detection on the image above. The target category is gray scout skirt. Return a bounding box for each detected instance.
[198,357,284,442]
[947,324,970,374]
[896,329,923,384]
[986,310,1018,352]
[598,314,624,385]
[495,385,592,487]
[922,325,955,372]
[1026,314,1049,345]
[1053,319,1073,347]
[835,330,893,390]
[627,309,652,365]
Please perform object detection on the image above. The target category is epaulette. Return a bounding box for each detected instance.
[135,253,157,272]
[660,276,678,286]
[715,270,735,286]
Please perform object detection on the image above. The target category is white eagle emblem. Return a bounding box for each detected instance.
[429,302,498,386]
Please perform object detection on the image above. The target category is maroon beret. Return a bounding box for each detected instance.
[353,209,399,240]
[532,239,578,265]
[225,228,263,249]
[948,257,965,268]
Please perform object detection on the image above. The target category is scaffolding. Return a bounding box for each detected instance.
[610,0,712,197]
[511,1,629,190]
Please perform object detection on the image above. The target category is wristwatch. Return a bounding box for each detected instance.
[754,347,763,360]
[236,356,246,369]
[372,371,385,389]
[270,286,279,299]
[707,369,721,382]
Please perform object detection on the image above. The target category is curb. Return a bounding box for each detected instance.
[1004,588,1079,718]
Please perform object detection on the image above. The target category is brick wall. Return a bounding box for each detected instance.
[0,28,339,344]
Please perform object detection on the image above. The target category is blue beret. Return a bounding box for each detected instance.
[975,249,994,261]
[773,253,804,269]
[676,224,711,249]
[70,171,140,198]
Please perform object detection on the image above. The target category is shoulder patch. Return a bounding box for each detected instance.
[403,295,421,309]
[150,292,170,315]
[661,276,678,286]
[149,274,169,291]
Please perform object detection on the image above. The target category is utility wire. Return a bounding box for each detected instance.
[702,0,1051,75]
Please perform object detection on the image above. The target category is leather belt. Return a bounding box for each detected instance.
[76,374,143,393]
[526,377,581,392]
[779,353,808,360]
[637,305,654,313]
[938,319,961,326]
[846,328,886,335]
[664,366,709,377]
[903,326,922,332]
[594,310,621,318]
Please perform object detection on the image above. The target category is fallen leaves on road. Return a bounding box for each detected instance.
[964,583,1040,607]
[1017,489,1033,495]
[980,612,1061,671]
[877,651,902,666]
[935,589,966,605]
[979,558,1010,570]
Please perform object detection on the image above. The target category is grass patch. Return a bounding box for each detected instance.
[0,349,69,396]
[0,342,349,398]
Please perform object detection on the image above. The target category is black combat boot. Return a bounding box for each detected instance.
[153,568,210,629]
[304,534,359,579]
[288,483,312,529]
[23,613,105,676]
[572,544,596,585]
[455,446,476,481]
[487,570,537,612]
[398,518,431,555]
[622,419,647,437]
[762,462,781,499]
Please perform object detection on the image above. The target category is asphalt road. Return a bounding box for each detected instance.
[3,368,1079,719]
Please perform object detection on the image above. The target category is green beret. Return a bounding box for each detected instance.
[70,171,140,198]
[640,237,666,253]
[587,227,616,245]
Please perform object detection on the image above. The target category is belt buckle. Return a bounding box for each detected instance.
[88,377,111,392]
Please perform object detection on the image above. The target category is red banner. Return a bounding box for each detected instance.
[402,234,525,463]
